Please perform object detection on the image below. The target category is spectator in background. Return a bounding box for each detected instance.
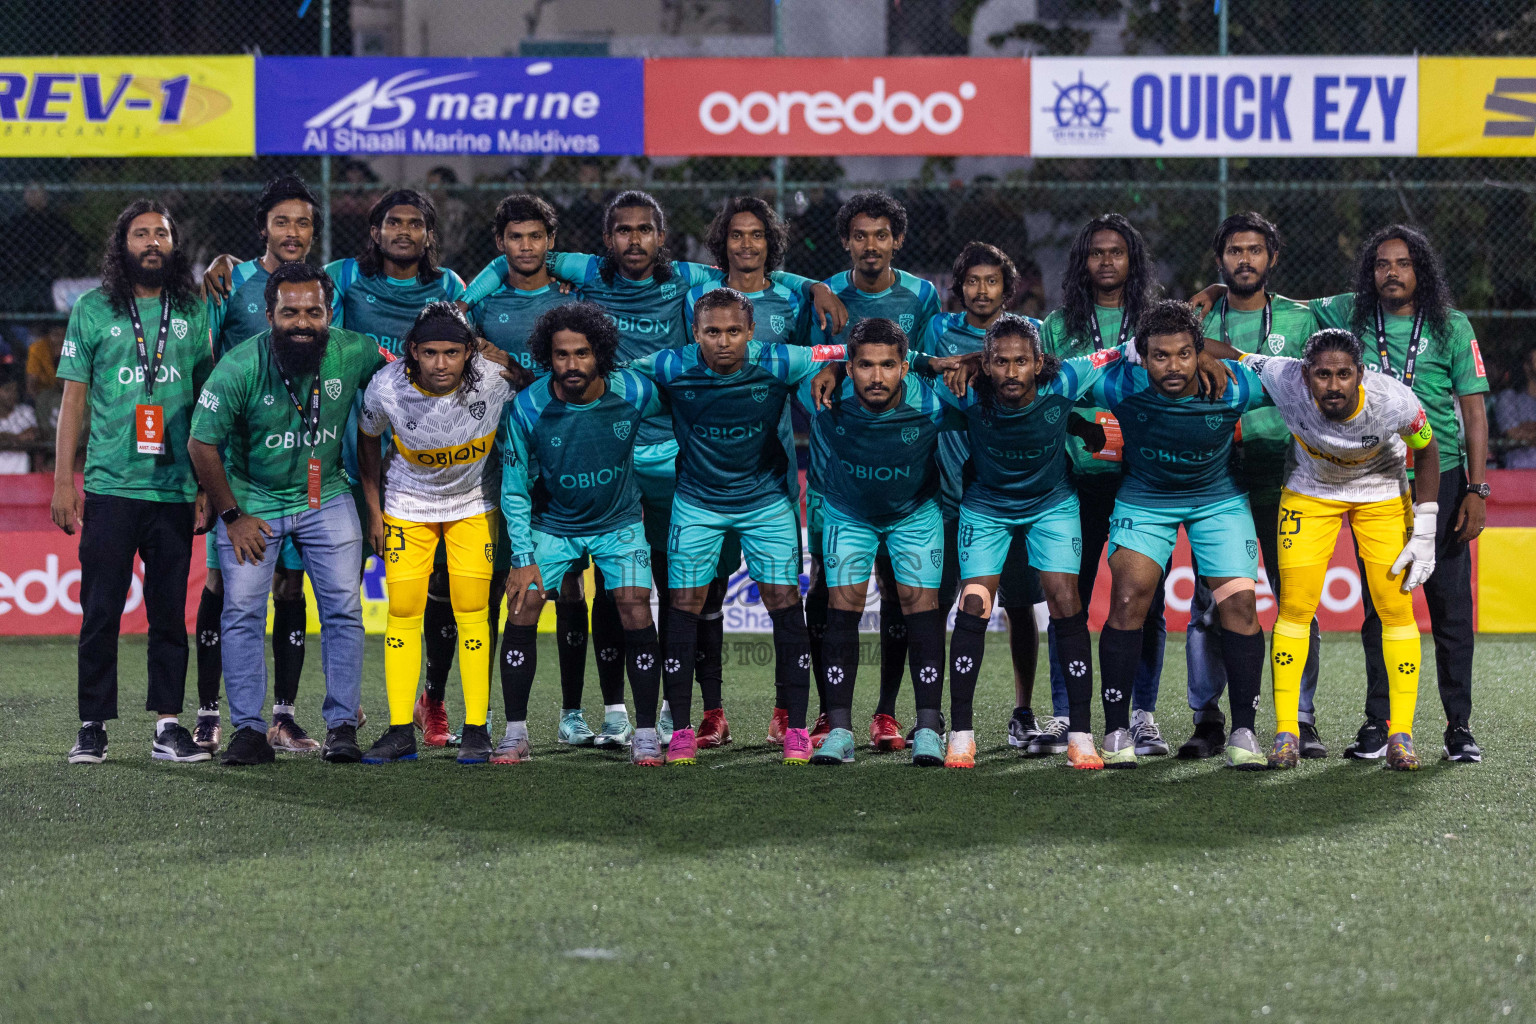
[559,159,609,255]
[425,166,472,269]
[26,322,65,397]
[0,365,38,473]
[330,159,379,262]
[0,185,86,312]
[1494,346,1536,468]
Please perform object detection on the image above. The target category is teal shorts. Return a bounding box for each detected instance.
[1109,493,1259,581]
[822,500,945,590]
[805,488,824,557]
[532,523,652,593]
[668,495,799,590]
[957,495,1082,578]
[207,533,304,572]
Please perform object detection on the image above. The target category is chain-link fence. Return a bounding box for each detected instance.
[2,0,1534,422]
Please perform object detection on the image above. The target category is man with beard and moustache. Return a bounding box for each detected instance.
[807,191,942,753]
[1194,225,1491,763]
[1198,329,1440,770]
[189,262,385,766]
[195,174,330,755]
[1089,301,1271,770]
[1033,214,1171,761]
[1180,213,1324,761]
[461,190,845,749]
[467,193,617,751]
[56,200,214,765]
[801,319,962,768]
[495,303,667,767]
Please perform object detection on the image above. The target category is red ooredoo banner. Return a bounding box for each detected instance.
[644,58,1030,156]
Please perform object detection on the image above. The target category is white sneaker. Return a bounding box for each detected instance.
[1130,709,1170,756]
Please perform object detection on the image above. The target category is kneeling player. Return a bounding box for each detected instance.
[497,302,666,765]
[803,318,962,767]
[356,303,515,765]
[1204,329,1439,770]
[1093,301,1271,769]
[929,315,1113,769]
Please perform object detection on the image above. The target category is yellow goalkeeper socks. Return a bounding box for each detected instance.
[456,605,491,728]
[1270,617,1312,737]
[384,612,425,726]
[1381,629,1421,739]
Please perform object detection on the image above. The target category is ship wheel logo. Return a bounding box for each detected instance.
[1044,72,1116,142]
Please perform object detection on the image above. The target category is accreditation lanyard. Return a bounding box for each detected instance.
[1220,294,1272,350]
[1088,305,1132,351]
[127,293,170,455]
[1373,304,1425,388]
[275,342,326,509]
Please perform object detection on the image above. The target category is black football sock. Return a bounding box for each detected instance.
[1222,629,1265,734]
[806,573,830,715]
[875,594,907,718]
[195,585,223,712]
[696,611,725,712]
[423,594,456,703]
[905,608,946,733]
[822,608,862,732]
[590,585,627,706]
[1098,625,1142,734]
[487,582,504,671]
[947,610,988,733]
[499,623,538,722]
[662,608,699,730]
[1054,610,1094,734]
[768,603,812,730]
[271,594,306,709]
[554,598,589,710]
[625,625,661,729]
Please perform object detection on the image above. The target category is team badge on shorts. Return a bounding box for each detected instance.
[770,314,786,335]
[930,548,943,568]
[751,385,769,403]
[1205,413,1224,432]
[1045,406,1062,424]
[1246,539,1258,559]
[613,421,631,440]
[469,401,486,420]
[484,543,495,562]
[825,554,839,569]
[901,427,920,444]
[1072,537,1082,557]
[633,549,650,568]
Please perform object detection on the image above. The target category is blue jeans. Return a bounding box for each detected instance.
[218,492,364,734]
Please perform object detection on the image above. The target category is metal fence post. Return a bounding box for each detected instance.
[772,0,786,218]
[319,0,334,264]
[1216,0,1229,224]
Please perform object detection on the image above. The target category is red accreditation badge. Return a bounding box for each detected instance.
[307,457,323,509]
[1092,411,1123,462]
[135,404,165,455]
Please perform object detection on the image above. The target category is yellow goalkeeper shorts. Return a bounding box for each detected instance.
[380,510,499,583]
[1275,489,1412,569]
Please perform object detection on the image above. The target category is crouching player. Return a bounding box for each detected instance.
[496,303,667,766]
[927,315,1113,769]
[1203,329,1439,769]
[356,303,516,764]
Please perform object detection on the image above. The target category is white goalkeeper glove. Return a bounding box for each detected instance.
[1390,501,1438,593]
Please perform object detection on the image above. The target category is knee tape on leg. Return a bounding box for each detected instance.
[959,582,993,618]
[1210,577,1256,604]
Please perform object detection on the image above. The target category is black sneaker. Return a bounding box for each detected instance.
[68,723,108,764]
[152,723,212,763]
[360,724,417,764]
[1442,724,1483,763]
[322,723,362,763]
[222,726,276,766]
[1343,718,1388,760]
[1176,719,1226,760]
[1006,708,1039,749]
[1298,721,1328,759]
[192,714,221,752]
[457,724,493,764]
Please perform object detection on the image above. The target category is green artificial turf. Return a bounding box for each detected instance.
[2,633,1533,1023]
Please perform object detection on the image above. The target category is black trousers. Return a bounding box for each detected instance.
[1359,465,1475,727]
[77,493,194,721]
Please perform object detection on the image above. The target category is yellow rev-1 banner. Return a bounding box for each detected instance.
[0,56,254,156]
[1420,57,1536,157]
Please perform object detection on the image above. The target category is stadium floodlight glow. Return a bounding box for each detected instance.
[697,77,978,137]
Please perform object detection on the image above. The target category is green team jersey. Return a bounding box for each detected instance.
[189,328,385,519]
[1310,292,1488,471]
[812,268,940,348]
[57,288,214,503]
[467,281,573,371]
[325,258,466,359]
[684,277,814,345]
[1039,304,1133,478]
[499,370,662,562]
[800,372,964,527]
[631,341,825,513]
[931,351,1111,519]
[917,310,1042,516]
[1200,293,1316,495]
[1087,354,1269,509]
[207,258,345,360]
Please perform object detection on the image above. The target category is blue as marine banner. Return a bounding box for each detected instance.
[256,56,644,156]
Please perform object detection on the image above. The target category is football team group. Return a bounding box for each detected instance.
[51,173,1492,773]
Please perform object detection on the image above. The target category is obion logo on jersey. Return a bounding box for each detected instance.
[644,58,1029,156]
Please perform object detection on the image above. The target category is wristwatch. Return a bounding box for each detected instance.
[1465,482,1491,499]
[219,506,243,525]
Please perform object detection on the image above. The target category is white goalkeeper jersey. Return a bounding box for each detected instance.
[359,353,514,522]
[1241,353,1429,504]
